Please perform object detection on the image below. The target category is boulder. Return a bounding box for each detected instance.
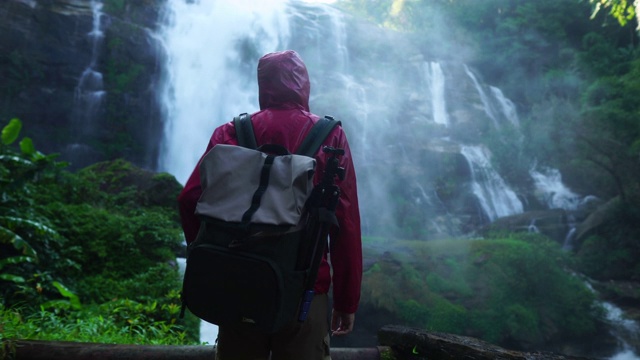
[478,209,570,244]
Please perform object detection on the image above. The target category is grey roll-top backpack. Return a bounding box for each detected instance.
[180,113,343,333]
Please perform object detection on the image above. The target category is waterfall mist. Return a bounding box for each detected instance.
[156,0,594,240]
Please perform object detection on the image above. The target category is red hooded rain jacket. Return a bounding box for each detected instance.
[177,50,362,314]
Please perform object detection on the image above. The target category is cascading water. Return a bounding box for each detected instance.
[463,64,524,132]
[158,0,291,184]
[425,62,448,127]
[65,0,106,167]
[74,0,106,132]
[460,145,523,221]
[529,166,599,250]
[464,65,501,129]
[530,166,583,210]
[489,86,519,128]
[584,282,640,360]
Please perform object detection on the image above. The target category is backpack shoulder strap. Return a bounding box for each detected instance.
[296,115,342,157]
[233,113,258,149]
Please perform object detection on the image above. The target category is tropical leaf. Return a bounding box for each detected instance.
[0,225,39,258]
[0,155,32,166]
[19,137,35,156]
[1,118,21,145]
[0,255,35,270]
[0,273,26,283]
[0,216,58,237]
[52,281,82,309]
[40,299,75,310]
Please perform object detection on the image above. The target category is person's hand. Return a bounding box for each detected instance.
[331,310,355,336]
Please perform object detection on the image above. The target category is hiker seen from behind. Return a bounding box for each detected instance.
[177,50,362,360]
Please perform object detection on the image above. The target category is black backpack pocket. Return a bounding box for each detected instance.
[182,243,304,334]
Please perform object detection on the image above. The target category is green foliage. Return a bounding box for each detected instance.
[1,118,21,145]
[1,118,194,344]
[106,50,144,95]
[589,0,638,27]
[1,119,75,307]
[103,0,126,14]
[361,234,601,348]
[576,199,640,280]
[576,54,640,200]
[0,291,195,345]
[102,0,165,17]
[468,234,600,342]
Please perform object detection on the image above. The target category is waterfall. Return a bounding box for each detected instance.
[529,166,591,210]
[460,145,523,221]
[65,0,106,166]
[425,62,448,127]
[73,0,106,133]
[158,0,291,184]
[464,65,523,131]
[464,65,500,129]
[489,86,519,128]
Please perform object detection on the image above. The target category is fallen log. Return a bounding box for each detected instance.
[378,324,596,360]
[3,340,390,360]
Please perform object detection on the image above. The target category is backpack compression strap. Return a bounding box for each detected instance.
[233,113,342,156]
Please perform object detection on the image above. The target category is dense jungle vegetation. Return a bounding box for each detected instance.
[0,119,201,350]
[1,0,639,356]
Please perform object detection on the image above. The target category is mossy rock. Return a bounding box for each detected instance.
[79,158,182,208]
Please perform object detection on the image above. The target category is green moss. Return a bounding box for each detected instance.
[379,347,398,360]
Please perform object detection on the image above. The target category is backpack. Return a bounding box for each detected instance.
[180,113,343,334]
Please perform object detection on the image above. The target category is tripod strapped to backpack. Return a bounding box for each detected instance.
[298,146,345,322]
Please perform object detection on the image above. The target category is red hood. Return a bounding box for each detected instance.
[258,50,310,111]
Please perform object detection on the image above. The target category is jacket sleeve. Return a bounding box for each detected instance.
[178,163,204,245]
[328,130,362,314]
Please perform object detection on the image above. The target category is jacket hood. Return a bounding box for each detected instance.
[258,50,310,111]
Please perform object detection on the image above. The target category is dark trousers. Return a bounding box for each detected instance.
[216,293,330,360]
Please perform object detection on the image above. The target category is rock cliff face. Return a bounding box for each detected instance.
[0,0,165,170]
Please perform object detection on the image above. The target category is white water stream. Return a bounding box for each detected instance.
[425,62,448,127]
[460,145,523,221]
[64,0,106,166]
[73,0,106,131]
